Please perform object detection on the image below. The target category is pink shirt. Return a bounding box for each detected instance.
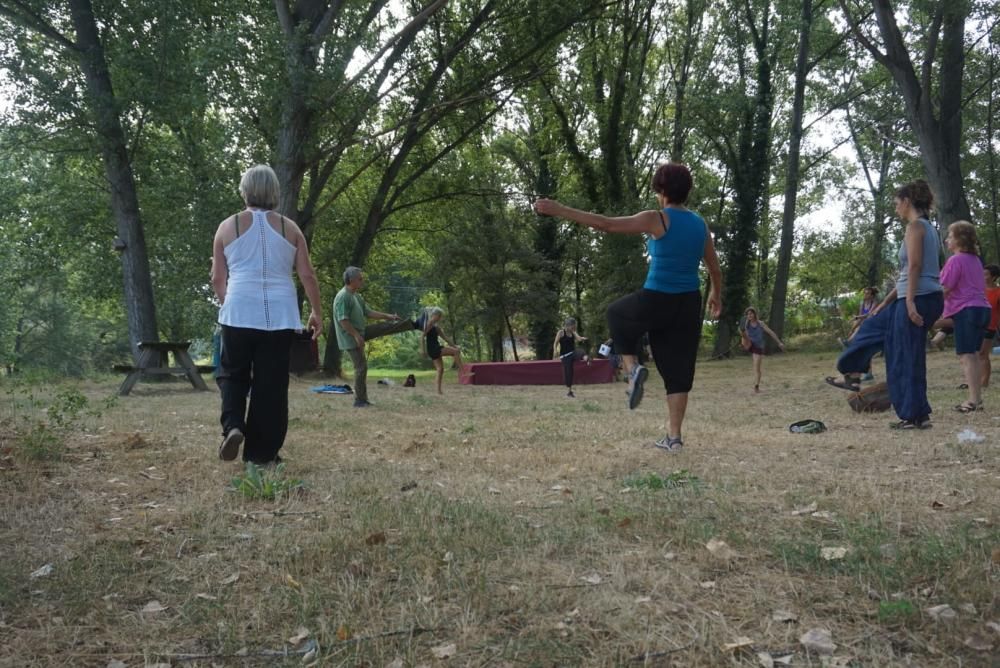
[939,252,990,318]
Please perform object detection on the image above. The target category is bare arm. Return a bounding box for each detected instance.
[904,221,925,325]
[703,227,723,318]
[292,226,323,340]
[211,226,229,302]
[552,330,562,358]
[535,199,663,236]
[760,323,785,349]
[368,309,400,321]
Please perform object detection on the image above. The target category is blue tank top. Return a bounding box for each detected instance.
[643,208,707,294]
[895,218,942,298]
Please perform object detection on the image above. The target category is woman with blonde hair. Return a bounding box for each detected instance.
[416,306,465,394]
[939,221,991,412]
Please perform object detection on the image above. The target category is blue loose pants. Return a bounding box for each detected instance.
[884,293,944,422]
[837,306,892,375]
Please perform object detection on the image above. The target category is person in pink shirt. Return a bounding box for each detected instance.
[939,221,991,412]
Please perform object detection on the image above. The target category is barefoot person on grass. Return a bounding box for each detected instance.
[740,307,785,393]
[535,162,723,452]
[416,306,465,395]
[212,164,323,465]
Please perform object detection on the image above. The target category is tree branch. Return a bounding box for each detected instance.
[0,0,78,51]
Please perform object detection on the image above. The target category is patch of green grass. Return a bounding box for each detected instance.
[623,469,703,491]
[230,462,304,500]
[878,599,917,625]
[408,393,432,406]
[580,401,602,412]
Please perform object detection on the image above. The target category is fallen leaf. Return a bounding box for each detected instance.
[384,658,405,668]
[579,573,602,585]
[107,661,127,668]
[487,487,501,495]
[663,552,676,561]
[141,600,168,614]
[431,642,457,659]
[634,596,652,604]
[992,547,1000,565]
[288,626,310,645]
[931,500,946,509]
[773,656,793,666]
[926,604,956,621]
[699,580,716,589]
[964,634,994,652]
[617,517,632,528]
[365,532,386,546]
[791,502,818,515]
[195,593,217,601]
[756,652,774,668]
[958,603,977,614]
[986,621,1000,634]
[442,551,453,563]
[221,573,240,585]
[820,547,849,561]
[284,574,302,589]
[30,564,53,579]
[706,538,736,561]
[722,636,754,652]
[336,624,351,641]
[772,609,798,623]
[811,511,836,520]
[800,628,836,655]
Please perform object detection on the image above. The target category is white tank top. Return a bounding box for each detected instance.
[218,209,302,330]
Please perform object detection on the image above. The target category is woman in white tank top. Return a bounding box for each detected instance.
[211,165,323,465]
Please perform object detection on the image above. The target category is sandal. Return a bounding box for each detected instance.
[653,435,683,452]
[952,401,983,413]
[825,376,860,392]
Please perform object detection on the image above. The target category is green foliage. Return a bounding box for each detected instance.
[623,470,703,491]
[229,462,304,501]
[3,385,109,461]
[878,600,917,625]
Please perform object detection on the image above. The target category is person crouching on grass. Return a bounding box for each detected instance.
[552,317,589,397]
[740,307,785,393]
[939,221,991,413]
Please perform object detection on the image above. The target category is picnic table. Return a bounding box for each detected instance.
[116,341,211,396]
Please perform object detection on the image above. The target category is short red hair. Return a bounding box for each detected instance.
[651,163,693,204]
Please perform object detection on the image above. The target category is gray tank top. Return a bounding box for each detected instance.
[895,218,942,298]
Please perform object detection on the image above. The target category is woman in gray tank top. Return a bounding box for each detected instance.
[824,179,943,430]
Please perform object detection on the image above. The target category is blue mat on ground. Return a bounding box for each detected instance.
[311,384,353,394]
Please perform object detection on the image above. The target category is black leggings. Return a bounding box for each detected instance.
[606,289,702,394]
[560,350,585,387]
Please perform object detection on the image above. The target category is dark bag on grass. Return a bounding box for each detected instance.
[847,381,892,413]
[403,374,416,388]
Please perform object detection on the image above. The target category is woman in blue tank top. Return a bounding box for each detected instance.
[535,163,723,453]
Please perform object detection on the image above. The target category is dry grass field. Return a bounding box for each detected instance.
[1,351,998,667]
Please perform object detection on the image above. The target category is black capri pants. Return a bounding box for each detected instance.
[606,289,702,394]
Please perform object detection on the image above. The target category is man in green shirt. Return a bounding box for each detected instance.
[334,266,414,407]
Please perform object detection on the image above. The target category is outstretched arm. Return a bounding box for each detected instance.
[761,323,785,350]
[535,199,662,236]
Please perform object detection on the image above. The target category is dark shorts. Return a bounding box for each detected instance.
[984,329,997,346]
[952,306,991,355]
[606,289,702,394]
[749,344,765,356]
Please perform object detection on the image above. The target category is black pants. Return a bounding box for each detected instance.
[606,289,702,394]
[217,326,294,464]
[560,350,585,387]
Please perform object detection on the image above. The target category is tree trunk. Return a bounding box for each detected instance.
[768,0,811,345]
[68,0,158,358]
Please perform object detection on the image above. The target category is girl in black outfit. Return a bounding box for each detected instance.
[417,307,465,394]
[552,317,589,397]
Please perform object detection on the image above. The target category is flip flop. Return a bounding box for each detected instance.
[825,376,860,392]
[952,401,983,413]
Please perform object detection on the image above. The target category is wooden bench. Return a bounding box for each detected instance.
[116,341,211,396]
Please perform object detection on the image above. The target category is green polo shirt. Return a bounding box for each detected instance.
[333,287,370,350]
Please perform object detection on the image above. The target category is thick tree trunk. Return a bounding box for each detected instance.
[768,0,811,345]
[68,0,158,358]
